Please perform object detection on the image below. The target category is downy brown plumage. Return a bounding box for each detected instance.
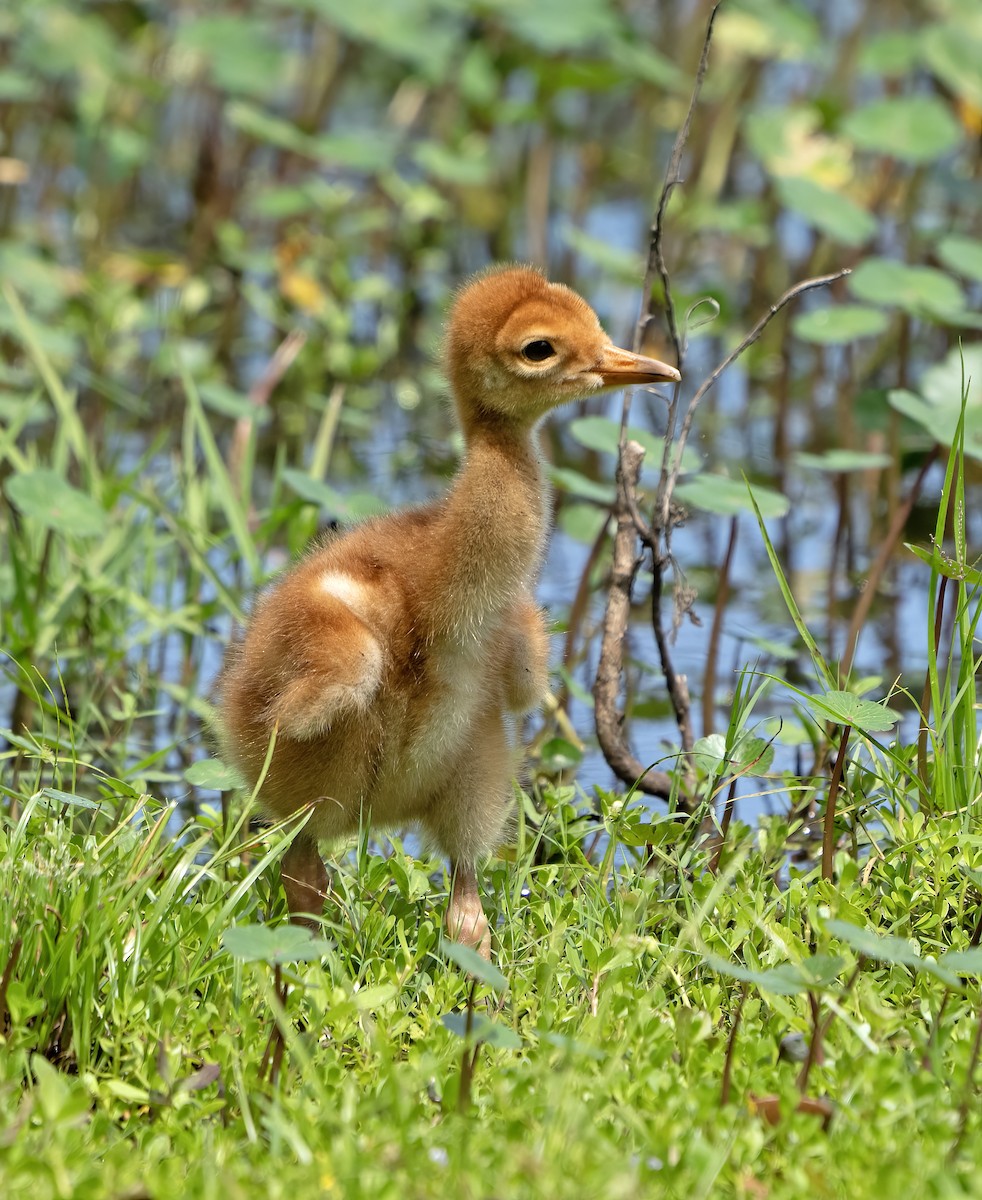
[219,264,680,956]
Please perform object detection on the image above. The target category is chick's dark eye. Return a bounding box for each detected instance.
[521,339,555,363]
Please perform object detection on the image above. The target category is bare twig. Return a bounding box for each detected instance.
[658,269,850,546]
[593,441,673,799]
[649,1,724,371]
[229,328,307,502]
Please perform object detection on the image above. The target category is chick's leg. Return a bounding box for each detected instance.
[281,834,328,930]
[431,713,512,960]
[447,863,491,958]
[502,596,549,713]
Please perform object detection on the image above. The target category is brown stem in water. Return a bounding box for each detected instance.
[229,329,307,505]
[702,515,738,737]
[839,445,940,682]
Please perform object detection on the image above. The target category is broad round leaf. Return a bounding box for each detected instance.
[222,923,331,964]
[923,23,982,109]
[792,304,889,345]
[848,258,965,321]
[794,449,893,472]
[937,235,982,285]
[776,177,877,247]
[675,475,789,518]
[842,95,962,163]
[569,416,700,474]
[5,469,108,537]
[803,690,899,732]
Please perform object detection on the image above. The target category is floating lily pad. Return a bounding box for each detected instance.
[937,235,982,285]
[842,95,962,163]
[794,449,893,472]
[793,304,889,344]
[886,344,982,459]
[848,258,965,322]
[776,177,877,247]
[675,475,789,518]
[569,416,699,474]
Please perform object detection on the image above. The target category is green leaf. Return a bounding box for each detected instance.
[692,732,775,777]
[842,95,962,163]
[792,304,889,345]
[703,954,839,996]
[675,474,789,518]
[824,919,960,985]
[500,0,620,52]
[794,449,893,472]
[887,343,982,459]
[539,737,583,772]
[568,417,700,473]
[441,1011,522,1049]
[938,948,982,976]
[904,543,982,587]
[802,690,898,732]
[34,788,101,811]
[937,235,982,285]
[857,31,921,76]
[548,466,614,505]
[280,469,388,519]
[776,177,877,247]
[176,16,284,99]
[440,940,508,991]
[848,258,965,322]
[5,469,107,537]
[222,923,332,964]
[923,22,982,109]
[184,758,242,790]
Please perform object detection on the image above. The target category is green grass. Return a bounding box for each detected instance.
[4,605,982,1200]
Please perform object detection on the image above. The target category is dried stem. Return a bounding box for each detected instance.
[593,441,673,799]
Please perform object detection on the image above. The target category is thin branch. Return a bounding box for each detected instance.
[649,0,723,371]
[658,269,850,542]
[593,441,673,799]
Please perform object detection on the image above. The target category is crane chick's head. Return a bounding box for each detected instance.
[446,264,680,432]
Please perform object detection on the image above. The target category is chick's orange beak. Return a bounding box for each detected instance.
[597,343,681,387]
